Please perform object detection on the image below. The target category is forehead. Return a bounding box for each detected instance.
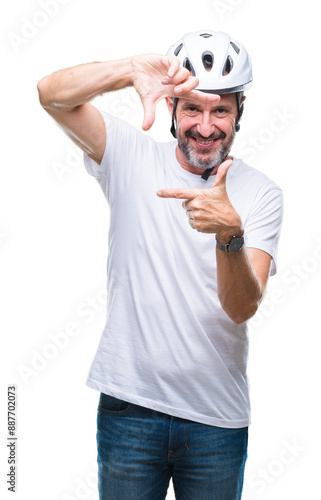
[178,93,237,110]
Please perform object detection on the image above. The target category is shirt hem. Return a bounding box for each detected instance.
[85,377,250,429]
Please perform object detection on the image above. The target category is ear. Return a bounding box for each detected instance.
[238,95,246,122]
[165,97,174,115]
[236,95,246,128]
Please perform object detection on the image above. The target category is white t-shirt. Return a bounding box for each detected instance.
[83,111,283,428]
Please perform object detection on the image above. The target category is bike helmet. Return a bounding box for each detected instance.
[167,30,252,137]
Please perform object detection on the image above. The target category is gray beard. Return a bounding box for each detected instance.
[177,130,235,171]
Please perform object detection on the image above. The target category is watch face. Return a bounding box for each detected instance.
[229,236,244,253]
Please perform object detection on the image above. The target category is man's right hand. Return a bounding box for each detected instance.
[131,54,220,131]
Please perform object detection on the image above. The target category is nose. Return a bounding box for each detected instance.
[196,111,215,137]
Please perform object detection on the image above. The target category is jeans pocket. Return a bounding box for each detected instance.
[97,393,131,415]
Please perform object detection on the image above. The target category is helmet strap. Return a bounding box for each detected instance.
[235,91,244,132]
[170,98,178,138]
[201,152,229,180]
[201,167,214,180]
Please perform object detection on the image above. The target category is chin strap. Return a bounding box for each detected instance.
[201,167,214,181]
[235,91,244,132]
[201,153,229,180]
[170,98,178,138]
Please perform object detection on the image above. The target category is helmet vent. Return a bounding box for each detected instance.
[174,43,183,57]
[223,55,233,76]
[230,41,240,54]
[202,51,214,72]
[183,57,196,76]
[200,33,212,38]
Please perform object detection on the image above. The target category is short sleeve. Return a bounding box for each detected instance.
[244,185,283,275]
[83,111,111,194]
[83,111,155,203]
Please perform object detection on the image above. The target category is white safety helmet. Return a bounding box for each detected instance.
[166,29,252,94]
[167,30,252,138]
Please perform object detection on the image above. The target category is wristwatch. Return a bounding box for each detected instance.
[216,234,244,253]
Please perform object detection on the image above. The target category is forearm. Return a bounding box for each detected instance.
[216,246,263,325]
[37,58,134,111]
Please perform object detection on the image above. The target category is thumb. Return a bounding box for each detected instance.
[211,159,233,189]
[141,97,156,131]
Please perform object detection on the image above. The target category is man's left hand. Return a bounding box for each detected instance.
[157,159,243,243]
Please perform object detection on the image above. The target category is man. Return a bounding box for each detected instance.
[37,30,283,500]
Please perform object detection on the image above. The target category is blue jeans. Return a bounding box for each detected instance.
[97,393,248,500]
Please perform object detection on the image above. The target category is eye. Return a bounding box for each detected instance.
[182,105,199,115]
[214,107,230,118]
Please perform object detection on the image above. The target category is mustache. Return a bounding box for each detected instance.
[185,129,226,140]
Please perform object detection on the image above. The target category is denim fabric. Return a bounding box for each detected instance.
[97,393,248,500]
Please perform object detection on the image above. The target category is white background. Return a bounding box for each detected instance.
[1,1,319,499]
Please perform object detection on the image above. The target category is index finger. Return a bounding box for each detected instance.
[186,90,221,102]
[157,188,204,199]
[167,57,181,78]
[182,89,221,102]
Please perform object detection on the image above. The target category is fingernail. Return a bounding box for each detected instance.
[174,87,182,94]
[157,191,162,196]
[162,79,169,85]
[168,71,174,78]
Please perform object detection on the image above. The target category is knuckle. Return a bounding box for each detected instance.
[196,194,206,200]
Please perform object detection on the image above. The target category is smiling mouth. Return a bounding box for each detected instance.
[191,137,218,149]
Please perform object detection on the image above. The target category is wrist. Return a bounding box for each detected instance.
[216,233,245,253]
[216,228,244,245]
[127,56,136,86]
[111,57,135,89]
